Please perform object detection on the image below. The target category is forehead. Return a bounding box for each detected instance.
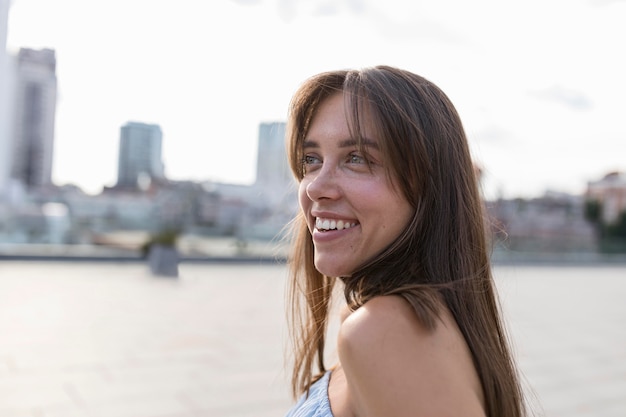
[306,93,348,136]
[304,92,380,148]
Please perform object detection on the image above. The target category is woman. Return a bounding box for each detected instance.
[284,66,526,417]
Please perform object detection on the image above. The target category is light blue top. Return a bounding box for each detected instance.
[284,371,334,417]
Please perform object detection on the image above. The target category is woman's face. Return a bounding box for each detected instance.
[298,92,414,277]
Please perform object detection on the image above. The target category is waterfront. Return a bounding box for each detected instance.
[0,261,624,417]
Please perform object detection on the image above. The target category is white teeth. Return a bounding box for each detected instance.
[315,217,356,231]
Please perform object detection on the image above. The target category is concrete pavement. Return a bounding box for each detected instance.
[0,261,624,417]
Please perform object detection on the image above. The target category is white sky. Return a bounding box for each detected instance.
[6,0,626,198]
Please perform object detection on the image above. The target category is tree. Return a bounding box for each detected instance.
[585,199,626,253]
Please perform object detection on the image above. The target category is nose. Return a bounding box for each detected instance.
[305,164,342,201]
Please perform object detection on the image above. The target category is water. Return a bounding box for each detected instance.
[0,261,624,417]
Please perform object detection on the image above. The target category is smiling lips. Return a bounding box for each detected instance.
[315,217,358,232]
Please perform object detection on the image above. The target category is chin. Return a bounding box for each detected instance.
[314,257,354,278]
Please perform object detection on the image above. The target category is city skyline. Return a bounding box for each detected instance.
[5,0,626,198]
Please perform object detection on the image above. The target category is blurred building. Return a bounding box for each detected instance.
[256,122,291,187]
[488,192,596,253]
[586,171,626,224]
[116,121,165,189]
[254,122,294,206]
[0,117,297,246]
[10,48,57,190]
[0,0,12,198]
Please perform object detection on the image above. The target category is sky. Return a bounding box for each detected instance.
[5,0,626,198]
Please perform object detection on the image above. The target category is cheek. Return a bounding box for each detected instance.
[392,203,414,236]
[298,181,310,211]
[378,194,413,237]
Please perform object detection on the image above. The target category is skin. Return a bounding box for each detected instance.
[333,296,487,417]
[299,92,488,416]
[298,92,414,278]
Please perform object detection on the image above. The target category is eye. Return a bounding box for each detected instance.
[347,152,367,164]
[303,155,320,164]
[301,154,321,175]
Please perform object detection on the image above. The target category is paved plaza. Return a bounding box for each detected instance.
[0,261,624,417]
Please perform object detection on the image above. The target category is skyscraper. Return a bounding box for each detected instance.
[116,121,165,189]
[10,48,57,189]
[0,0,14,195]
[255,122,291,188]
[254,122,294,208]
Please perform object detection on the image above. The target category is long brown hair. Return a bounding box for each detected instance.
[286,66,525,417]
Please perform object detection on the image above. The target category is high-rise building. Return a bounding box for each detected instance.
[10,48,57,189]
[255,122,291,187]
[0,0,13,196]
[116,121,165,189]
[254,122,295,209]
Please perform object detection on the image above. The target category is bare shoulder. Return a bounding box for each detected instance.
[340,295,426,340]
[338,295,485,417]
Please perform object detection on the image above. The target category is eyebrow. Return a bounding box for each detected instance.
[302,138,380,149]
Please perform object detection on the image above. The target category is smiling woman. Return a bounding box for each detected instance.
[283,66,528,417]
[297,92,414,279]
